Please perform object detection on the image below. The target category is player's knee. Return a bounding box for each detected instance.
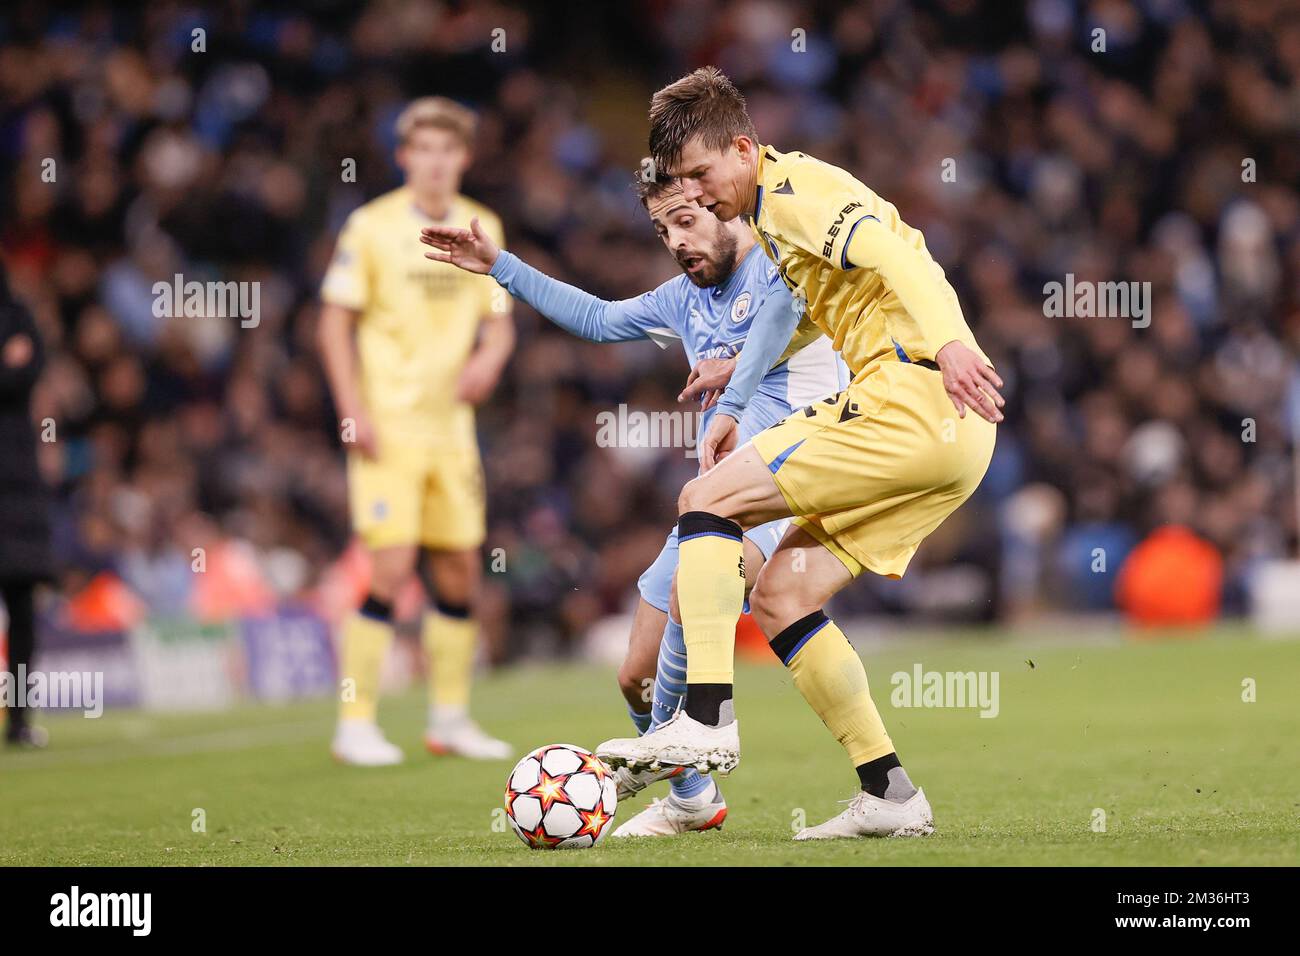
[748,572,804,638]
[419,550,480,607]
[434,574,475,608]
[746,585,781,638]
[368,563,410,603]
[677,477,719,517]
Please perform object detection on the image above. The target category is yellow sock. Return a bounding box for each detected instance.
[338,611,392,722]
[773,611,895,766]
[676,512,746,685]
[423,610,477,713]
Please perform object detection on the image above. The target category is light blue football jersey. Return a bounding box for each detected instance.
[489,243,850,611]
[574,244,847,451]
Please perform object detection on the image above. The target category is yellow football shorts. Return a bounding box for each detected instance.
[347,444,486,552]
[750,360,996,579]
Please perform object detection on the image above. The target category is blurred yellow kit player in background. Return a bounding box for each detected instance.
[319,97,515,765]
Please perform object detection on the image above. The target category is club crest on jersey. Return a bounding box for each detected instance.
[731,291,752,323]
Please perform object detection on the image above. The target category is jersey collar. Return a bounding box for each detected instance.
[752,143,780,222]
[407,188,460,224]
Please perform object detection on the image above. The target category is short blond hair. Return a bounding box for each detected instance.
[395,96,477,146]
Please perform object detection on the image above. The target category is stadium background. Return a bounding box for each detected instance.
[1,0,1298,710]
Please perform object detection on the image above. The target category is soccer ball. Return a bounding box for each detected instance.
[504,743,618,849]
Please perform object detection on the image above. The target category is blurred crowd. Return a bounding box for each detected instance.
[1,0,1297,658]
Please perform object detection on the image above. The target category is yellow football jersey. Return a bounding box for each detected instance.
[321,186,507,453]
[752,145,988,378]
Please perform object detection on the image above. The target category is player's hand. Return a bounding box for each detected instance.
[456,352,503,404]
[699,412,739,472]
[935,341,1005,424]
[420,217,500,274]
[678,357,736,410]
[342,407,379,459]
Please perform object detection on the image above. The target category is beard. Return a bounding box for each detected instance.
[683,222,740,288]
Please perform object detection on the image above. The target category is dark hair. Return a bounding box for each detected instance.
[648,67,757,172]
[633,157,679,208]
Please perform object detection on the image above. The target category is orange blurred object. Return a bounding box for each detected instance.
[63,571,147,632]
[736,612,772,661]
[191,539,277,622]
[1116,525,1223,628]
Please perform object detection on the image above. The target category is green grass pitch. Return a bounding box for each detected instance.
[3,628,1298,866]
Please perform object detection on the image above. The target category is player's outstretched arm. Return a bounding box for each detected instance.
[845,224,1004,423]
[420,217,500,273]
[425,231,668,345]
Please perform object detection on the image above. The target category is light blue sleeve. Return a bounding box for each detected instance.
[489,250,674,342]
[715,278,801,421]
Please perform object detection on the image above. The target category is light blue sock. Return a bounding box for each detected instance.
[627,703,652,736]
[654,617,712,800]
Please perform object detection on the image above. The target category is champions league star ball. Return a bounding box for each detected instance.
[504,744,618,849]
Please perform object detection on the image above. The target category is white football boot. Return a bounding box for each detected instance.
[331,719,404,767]
[597,709,740,775]
[611,765,684,801]
[794,789,934,840]
[424,715,512,760]
[613,783,728,838]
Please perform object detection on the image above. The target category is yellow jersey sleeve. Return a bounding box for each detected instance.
[845,221,979,357]
[766,153,981,359]
[320,208,372,312]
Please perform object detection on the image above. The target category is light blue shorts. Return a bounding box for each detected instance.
[637,518,793,613]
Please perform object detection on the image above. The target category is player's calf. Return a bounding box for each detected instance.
[615,595,671,735]
[750,534,930,837]
[670,511,743,733]
[417,549,512,760]
[670,449,789,732]
[602,510,754,774]
[617,660,652,719]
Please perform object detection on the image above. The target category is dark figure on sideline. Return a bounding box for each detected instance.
[0,264,54,748]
